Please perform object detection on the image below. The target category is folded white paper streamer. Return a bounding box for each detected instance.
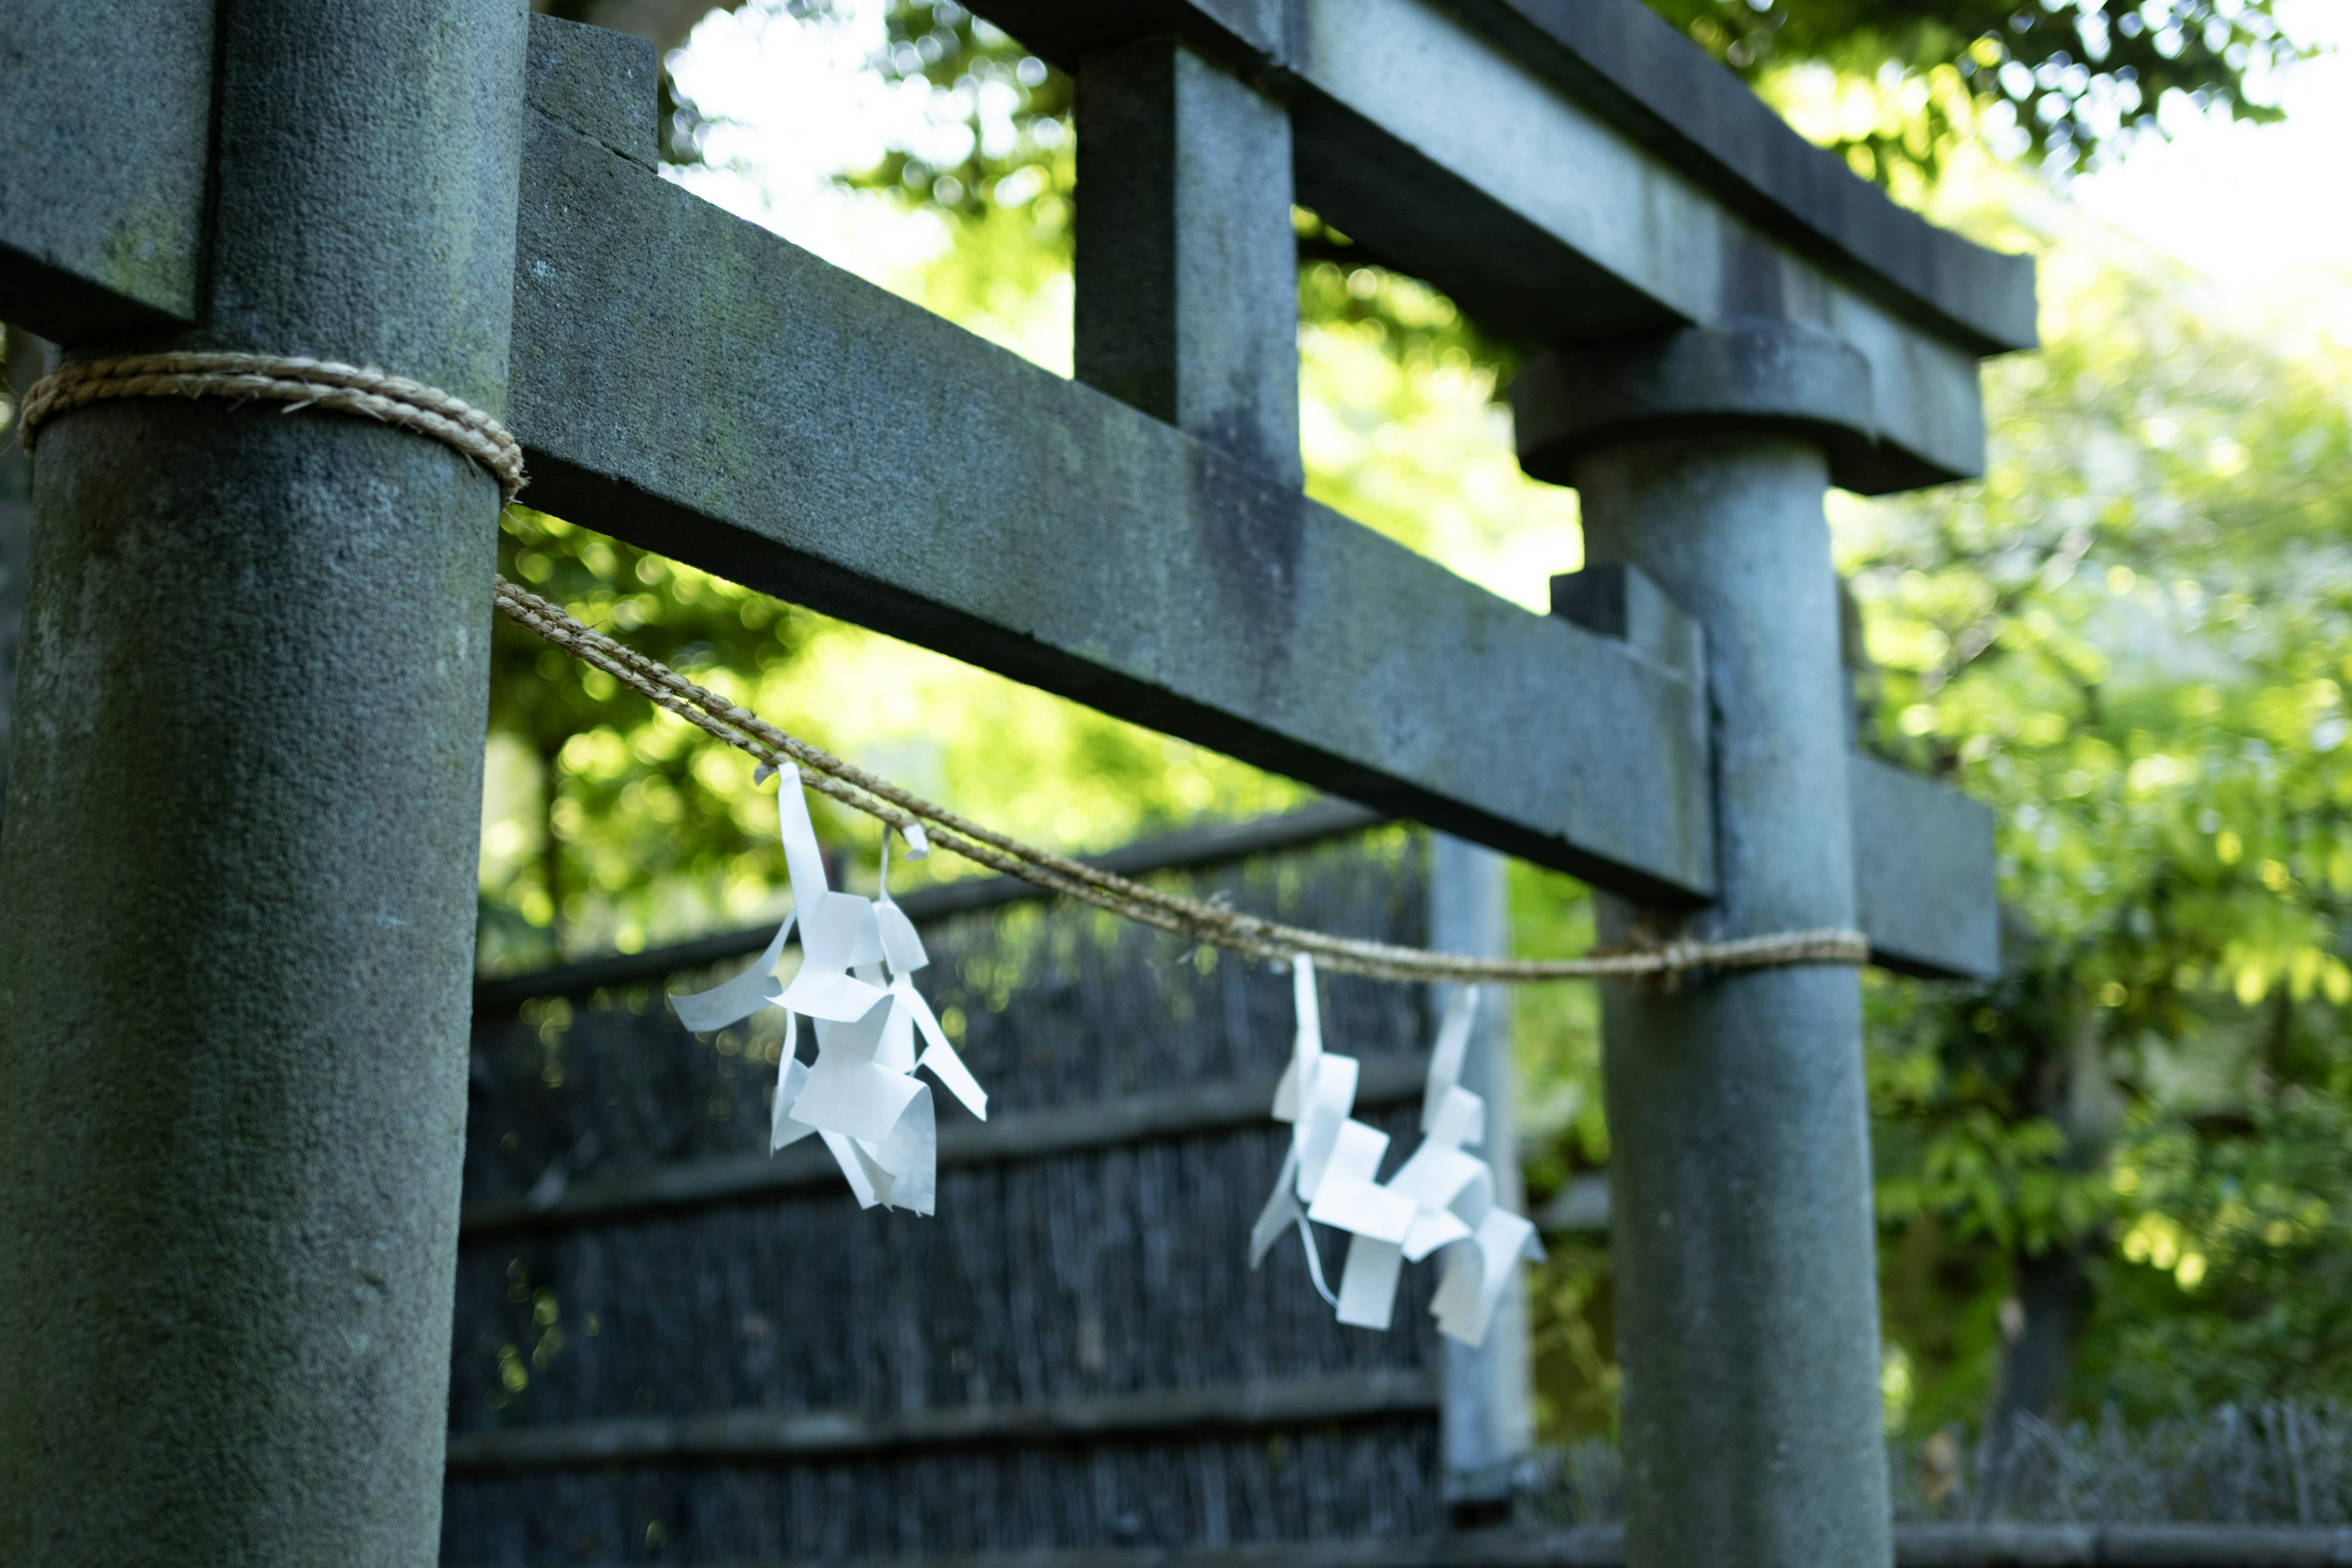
[668,764,987,1214]
[1250,962,1544,1344]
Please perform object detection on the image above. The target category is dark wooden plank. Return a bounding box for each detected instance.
[472,799,1386,1010]
[459,1053,1431,1238]
[441,1522,2352,1568]
[442,1368,1441,1469]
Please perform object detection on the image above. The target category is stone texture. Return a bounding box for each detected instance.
[1514,322,1905,494]
[984,0,2037,355]
[1578,436,1893,1568]
[526,11,659,169]
[1076,37,1303,486]
[0,4,529,1563]
[0,0,210,339]
[504,113,1716,903]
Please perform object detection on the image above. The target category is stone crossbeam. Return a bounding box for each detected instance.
[0,1,212,339]
[0,7,1997,976]
[505,92,1717,904]
[980,0,2037,494]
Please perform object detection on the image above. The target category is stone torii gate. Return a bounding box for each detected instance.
[0,2,2028,1565]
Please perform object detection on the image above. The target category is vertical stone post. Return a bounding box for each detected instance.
[0,328,40,824]
[1513,325,1894,1567]
[0,6,527,1564]
[1074,35,1301,485]
[1430,833,1535,1517]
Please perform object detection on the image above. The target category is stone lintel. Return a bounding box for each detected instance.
[979,0,2035,357]
[0,10,1999,973]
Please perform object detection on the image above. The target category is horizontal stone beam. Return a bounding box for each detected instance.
[505,96,1716,904]
[0,13,2002,975]
[1850,751,1999,979]
[983,0,2034,356]
[0,0,211,342]
[1550,565,1995,978]
[978,0,2029,492]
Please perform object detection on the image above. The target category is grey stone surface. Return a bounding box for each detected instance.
[1849,750,1999,979]
[0,331,37,826]
[1430,835,1535,1508]
[0,12,1990,951]
[0,0,2011,484]
[0,4,529,1564]
[1548,563,1703,687]
[994,0,2003,483]
[981,0,2035,356]
[504,117,1716,903]
[0,0,211,341]
[526,11,660,168]
[1284,0,1991,486]
[1076,38,1303,486]
[1515,321,1924,496]
[1442,0,2039,353]
[530,0,735,56]
[1577,435,1893,1568]
[1553,562,1996,979]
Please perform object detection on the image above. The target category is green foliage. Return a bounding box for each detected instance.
[846,0,1072,228]
[1846,220,2352,1429]
[2086,1089,2352,1414]
[1644,0,2312,181]
[482,510,813,968]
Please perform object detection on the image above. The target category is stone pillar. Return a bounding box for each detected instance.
[0,6,528,1564]
[1074,34,1301,486]
[0,328,40,826]
[1515,325,1893,1567]
[1430,833,1535,1518]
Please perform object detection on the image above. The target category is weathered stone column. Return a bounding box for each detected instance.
[1515,325,1893,1567]
[1430,833,1536,1517]
[0,328,40,826]
[0,6,527,1563]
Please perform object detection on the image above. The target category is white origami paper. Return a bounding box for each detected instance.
[1249,967,1544,1346]
[668,765,987,1214]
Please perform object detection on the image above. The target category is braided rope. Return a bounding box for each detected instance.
[19,352,526,502]
[13,349,1864,982]
[492,575,1871,985]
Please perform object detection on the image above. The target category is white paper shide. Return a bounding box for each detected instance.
[668,764,987,1213]
[1250,959,1543,1346]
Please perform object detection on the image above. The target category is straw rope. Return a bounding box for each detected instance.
[491,575,1868,984]
[20,352,526,502]
[17,349,1867,983]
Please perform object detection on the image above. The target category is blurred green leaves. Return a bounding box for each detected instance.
[1649,0,2312,184]
[1844,208,2352,1429]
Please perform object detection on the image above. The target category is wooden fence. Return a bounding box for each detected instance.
[443,807,1462,1564]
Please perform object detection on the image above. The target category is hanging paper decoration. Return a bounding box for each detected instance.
[668,764,988,1213]
[1250,959,1543,1346]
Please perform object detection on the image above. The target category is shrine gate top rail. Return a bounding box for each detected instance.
[0,0,2021,977]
